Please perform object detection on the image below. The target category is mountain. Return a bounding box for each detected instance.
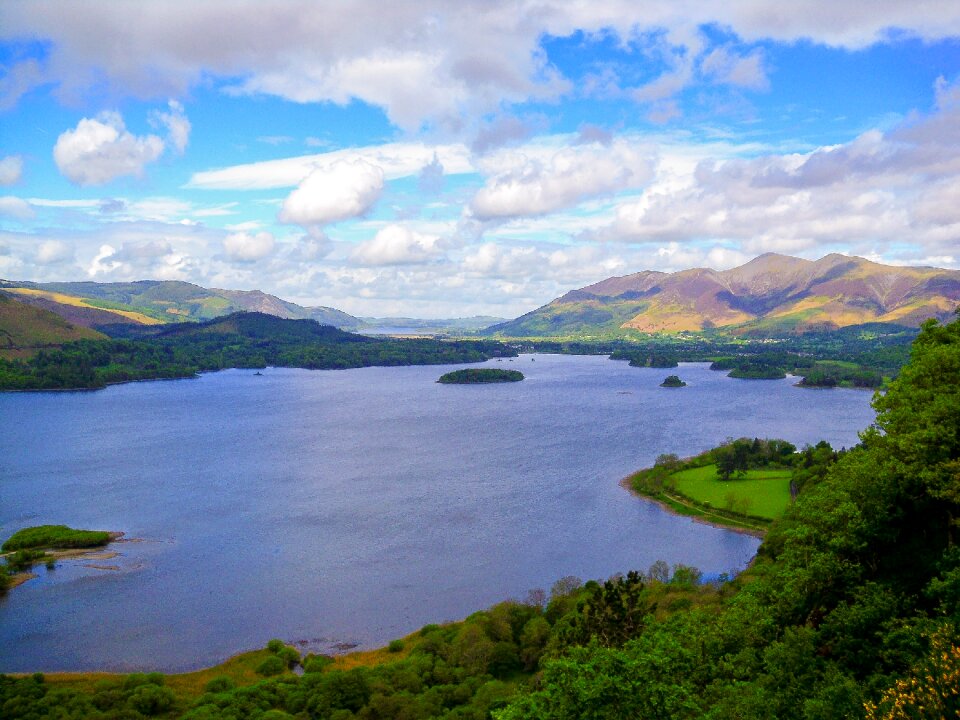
[156,311,363,344]
[0,279,361,332]
[488,253,960,337]
[358,316,508,334]
[0,291,106,357]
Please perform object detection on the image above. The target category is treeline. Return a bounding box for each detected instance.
[598,325,914,387]
[0,313,517,391]
[638,437,827,487]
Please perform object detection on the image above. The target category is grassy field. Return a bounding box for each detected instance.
[670,464,793,520]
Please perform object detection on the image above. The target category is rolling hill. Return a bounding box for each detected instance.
[488,253,960,337]
[0,292,106,357]
[0,279,361,333]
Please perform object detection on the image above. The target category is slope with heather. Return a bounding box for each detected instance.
[489,253,960,337]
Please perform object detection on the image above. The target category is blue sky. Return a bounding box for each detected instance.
[1,2,959,318]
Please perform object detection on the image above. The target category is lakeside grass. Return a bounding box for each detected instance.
[37,634,421,701]
[670,464,792,520]
[1,525,114,552]
[37,648,280,699]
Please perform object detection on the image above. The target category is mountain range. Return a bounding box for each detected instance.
[487,253,960,337]
[0,279,361,332]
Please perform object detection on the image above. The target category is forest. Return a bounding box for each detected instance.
[0,312,517,391]
[1,313,957,718]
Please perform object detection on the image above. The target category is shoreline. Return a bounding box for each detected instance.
[618,475,767,538]
[2,531,128,591]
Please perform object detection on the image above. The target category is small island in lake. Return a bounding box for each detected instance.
[1,524,123,594]
[437,368,525,384]
[660,375,687,387]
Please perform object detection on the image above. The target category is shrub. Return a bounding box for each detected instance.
[203,676,235,693]
[127,684,175,716]
[388,639,405,653]
[266,638,285,654]
[256,655,286,677]
[303,654,333,673]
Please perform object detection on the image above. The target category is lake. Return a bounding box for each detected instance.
[0,355,876,672]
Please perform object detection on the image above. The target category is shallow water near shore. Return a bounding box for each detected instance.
[0,355,875,672]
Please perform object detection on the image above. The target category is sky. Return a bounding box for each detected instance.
[1,2,960,319]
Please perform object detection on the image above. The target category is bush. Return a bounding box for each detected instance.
[388,639,405,653]
[266,638,285,654]
[303,654,334,673]
[256,655,286,677]
[203,676,235,693]
[278,646,300,667]
[127,684,175,716]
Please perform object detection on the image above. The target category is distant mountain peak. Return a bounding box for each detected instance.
[489,253,960,337]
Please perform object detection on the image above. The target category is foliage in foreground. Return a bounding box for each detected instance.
[499,312,960,719]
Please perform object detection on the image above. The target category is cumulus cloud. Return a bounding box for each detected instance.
[604,77,960,263]
[351,224,444,266]
[6,2,955,127]
[151,100,191,153]
[223,231,276,262]
[471,115,540,154]
[35,239,74,265]
[0,196,34,220]
[279,160,384,226]
[53,111,165,185]
[470,141,655,220]
[0,155,23,185]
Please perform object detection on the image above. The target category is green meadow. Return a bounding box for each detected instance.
[669,464,793,520]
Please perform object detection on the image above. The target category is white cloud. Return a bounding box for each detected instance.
[470,141,655,220]
[279,160,384,226]
[0,196,34,220]
[0,155,23,185]
[35,239,74,265]
[603,77,960,264]
[53,111,165,185]
[151,99,191,153]
[188,142,473,190]
[6,2,956,127]
[351,224,443,265]
[223,231,276,262]
[700,47,768,90]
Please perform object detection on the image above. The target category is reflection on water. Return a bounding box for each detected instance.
[0,356,875,672]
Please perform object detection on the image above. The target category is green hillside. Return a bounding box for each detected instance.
[0,279,362,331]
[0,292,105,356]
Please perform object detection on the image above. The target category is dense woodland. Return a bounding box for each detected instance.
[604,324,914,388]
[1,312,958,718]
[0,313,517,391]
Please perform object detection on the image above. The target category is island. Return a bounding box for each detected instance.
[660,374,686,387]
[1,524,122,594]
[437,368,525,384]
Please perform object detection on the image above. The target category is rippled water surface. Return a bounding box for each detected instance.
[0,355,876,671]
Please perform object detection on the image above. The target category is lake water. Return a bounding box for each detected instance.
[0,355,876,672]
